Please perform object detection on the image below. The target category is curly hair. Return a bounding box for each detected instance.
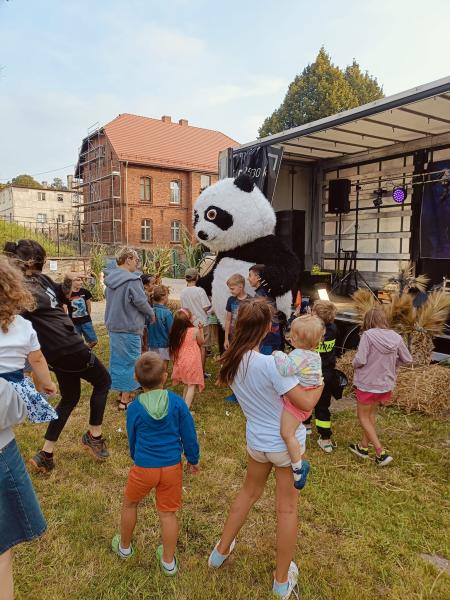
[0,256,36,332]
[312,300,337,325]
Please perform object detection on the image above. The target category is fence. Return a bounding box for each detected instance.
[0,218,83,256]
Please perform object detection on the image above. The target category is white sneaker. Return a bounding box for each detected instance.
[317,438,335,453]
[273,562,299,599]
[304,424,312,436]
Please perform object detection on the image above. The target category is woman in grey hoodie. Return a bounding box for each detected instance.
[0,380,47,600]
[104,248,155,410]
[349,307,412,466]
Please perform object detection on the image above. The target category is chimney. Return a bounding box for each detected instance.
[161,115,172,123]
[179,119,188,126]
[41,181,48,188]
[67,175,73,190]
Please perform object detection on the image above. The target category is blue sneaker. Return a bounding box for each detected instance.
[225,393,238,402]
[293,460,310,490]
[208,539,236,568]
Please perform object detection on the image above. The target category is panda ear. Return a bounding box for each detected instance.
[234,173,255,193]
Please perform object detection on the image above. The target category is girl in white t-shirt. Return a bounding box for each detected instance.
[0,256,57,422]
[209,298,322,599]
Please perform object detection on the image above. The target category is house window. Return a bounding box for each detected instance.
[140,177,151,202]
[170,180,181,204]
[38,192,46,201]
[170,220,181,242]
[37,213,47,223]
[141,219,152,242]
[57,194,64,202]
[57,214,65,223]
[200,174,211,190]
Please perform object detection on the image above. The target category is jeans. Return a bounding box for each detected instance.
[74,321,98,344]
[0,439,47,553]
[45,347,111,442]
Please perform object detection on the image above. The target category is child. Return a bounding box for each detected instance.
[273,315,325,489]
[63,272,98,348]
[141,273,156,304]
[224,274,250,350]
[180,268,211,372]
[350,307,411,466]
[169,308,204,408]
[304,299,338,452]
[0,256,57,423]
[112,352,199,574]
[0,379,47,600]
[147,285,173,368]
[248,264,282,355]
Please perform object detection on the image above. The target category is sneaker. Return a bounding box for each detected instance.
[204,372,211,379]
[317,438,336,453]
[293,460,310,490]
[349,443,369,459]
[304,424,312,436]
[272,561,299,599]
[82,432,110,461]
[156,544,178,576]
[375,451,393,466]
[29,450,55,474]
[111,534,134,559]
[225,393,238,403]
[208,539,236,568]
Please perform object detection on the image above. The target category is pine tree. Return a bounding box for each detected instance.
[259,48,384,137]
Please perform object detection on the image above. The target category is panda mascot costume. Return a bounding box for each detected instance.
[193,173,301,327]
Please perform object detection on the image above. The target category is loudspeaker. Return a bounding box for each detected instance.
[328,178,351,213]
[275,210,305,272]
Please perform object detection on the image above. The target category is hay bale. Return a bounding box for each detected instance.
[336,351,450,416]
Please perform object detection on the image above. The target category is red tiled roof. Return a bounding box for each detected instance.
[103,113,238,173]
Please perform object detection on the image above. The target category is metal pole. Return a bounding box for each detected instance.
[78,220,82,256]
[57,220,60,256]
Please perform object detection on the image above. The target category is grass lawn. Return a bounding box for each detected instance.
[13,327,450,599]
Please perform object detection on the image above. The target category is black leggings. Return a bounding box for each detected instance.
[44,348,111,442]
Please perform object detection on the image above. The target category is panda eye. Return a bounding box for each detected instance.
[206,208,217,221]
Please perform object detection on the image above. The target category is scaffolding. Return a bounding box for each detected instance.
[74,125,123,246]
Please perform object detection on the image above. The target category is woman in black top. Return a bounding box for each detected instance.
[4,240,111,473]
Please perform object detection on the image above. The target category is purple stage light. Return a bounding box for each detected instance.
[392,186,407,203]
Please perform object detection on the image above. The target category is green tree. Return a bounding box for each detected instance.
[51,177,64,189]
[258,47,384,137]
[11,174,42,188]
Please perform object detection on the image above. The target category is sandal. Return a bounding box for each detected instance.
[118,400,128,411]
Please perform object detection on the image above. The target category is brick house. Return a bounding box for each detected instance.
[74,114,237,247]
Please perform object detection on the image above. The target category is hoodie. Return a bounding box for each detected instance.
[353,328,412,393]
[104,269,154,334]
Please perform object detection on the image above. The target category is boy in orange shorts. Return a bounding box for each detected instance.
[112,352,200,575]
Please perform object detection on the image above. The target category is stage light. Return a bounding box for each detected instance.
[373,188,385,208]
[392,186,407,203]
[318,288,329,301]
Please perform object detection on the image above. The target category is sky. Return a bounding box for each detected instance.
[1,0,450,182]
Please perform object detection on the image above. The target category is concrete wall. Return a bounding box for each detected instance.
[0,186,82,224]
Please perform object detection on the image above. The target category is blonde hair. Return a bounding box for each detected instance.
[290,314,325,351]
[153,285,169,303]
[362,307,389,331]
[0,256,36,333]
[62,271,83,297]
[312,300,337,325]
[116,247,139,266]
[227,273,245,287]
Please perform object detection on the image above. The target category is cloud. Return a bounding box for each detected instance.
[201,77,286,106]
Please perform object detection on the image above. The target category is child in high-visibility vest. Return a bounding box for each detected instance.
[304,300,338,452]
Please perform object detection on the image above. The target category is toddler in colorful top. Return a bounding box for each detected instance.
[112,351,200,575]
[273,314,325,489]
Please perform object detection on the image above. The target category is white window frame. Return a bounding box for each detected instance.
[170,220,181,242]
[38,192,46,201]
[37,213,47,223]
[170,180,181,205]
[57,214,65,223]
[200,174,211,190]
[140,176,152,202]
[141,219,152,242]
[57,193,64,202]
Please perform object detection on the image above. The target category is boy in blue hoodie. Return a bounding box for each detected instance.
[148,285,173,368]
[112,352,199,575]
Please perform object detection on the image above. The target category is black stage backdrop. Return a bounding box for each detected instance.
[420,160,450,259]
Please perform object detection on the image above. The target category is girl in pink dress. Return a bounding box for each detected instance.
[169,308,205,408]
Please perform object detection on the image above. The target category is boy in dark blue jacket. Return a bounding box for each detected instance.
[112,352,199,575]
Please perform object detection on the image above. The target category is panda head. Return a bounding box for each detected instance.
[193,174,276,252]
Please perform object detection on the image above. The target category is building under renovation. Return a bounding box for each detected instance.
[74,114,236,248]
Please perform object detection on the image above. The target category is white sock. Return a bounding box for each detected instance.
[119,544,131,556]
[161,557,176,571]
[291,459,303,481]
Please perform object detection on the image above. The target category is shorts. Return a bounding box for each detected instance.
[282,396,312,422]
[125,463,182,512]
[0,439,47,553]
[149,347,170,361]
[74,321,98,344]
[247,444,306,467]
[203,325,210,348]
[355,389,392,405]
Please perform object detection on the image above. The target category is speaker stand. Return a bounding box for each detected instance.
[331,249,378,300]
